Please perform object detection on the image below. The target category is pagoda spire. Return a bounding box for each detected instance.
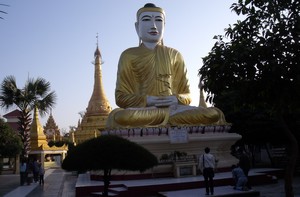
[30,107,49,150]
[73,36,113,144]
[43,111,60,141]
[85,37,112,116]
[31,107,47,139]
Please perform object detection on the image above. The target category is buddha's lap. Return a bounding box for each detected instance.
[111,106,225,127]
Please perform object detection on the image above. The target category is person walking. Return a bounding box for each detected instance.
[38,163,45,185]
[19,159,27,186]
[199,147,216,195]
[33,159,39,183]
[26,159,34,185]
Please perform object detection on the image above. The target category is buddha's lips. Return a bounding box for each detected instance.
[149,32,158,35]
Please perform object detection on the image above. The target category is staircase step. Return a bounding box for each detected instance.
[159,186,260,197]
[109,186,128,193]
[90,185,128,196]
[90,191,119,196]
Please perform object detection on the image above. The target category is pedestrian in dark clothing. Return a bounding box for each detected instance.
[199,147,216,195]
[38,163,45,185]
[33,159,39,183]
[26,159,34,185]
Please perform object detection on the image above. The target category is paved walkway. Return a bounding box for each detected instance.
[0,168,300,197]
[0,168,76,197]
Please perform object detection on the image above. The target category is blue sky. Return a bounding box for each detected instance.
[0,1,240,132]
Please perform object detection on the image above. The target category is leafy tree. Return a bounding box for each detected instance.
[62,135,158,197]
[0,76,56,158]
[199,0,300,196]
[0,118,22,157]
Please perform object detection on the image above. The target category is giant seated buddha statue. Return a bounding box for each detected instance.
[106,3,229,129]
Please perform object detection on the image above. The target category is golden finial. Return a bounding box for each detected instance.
[96,33,99,47]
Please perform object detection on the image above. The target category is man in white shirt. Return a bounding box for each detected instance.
[199,147,216,195]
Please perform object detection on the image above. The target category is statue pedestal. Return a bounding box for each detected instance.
[128,131,241,169]
[96,126,241,179]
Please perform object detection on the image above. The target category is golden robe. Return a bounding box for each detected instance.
[106,44,228,128]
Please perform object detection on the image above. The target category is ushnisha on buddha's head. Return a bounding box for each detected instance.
[135,3,166,48]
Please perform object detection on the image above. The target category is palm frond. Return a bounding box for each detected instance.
[0,4,9,20]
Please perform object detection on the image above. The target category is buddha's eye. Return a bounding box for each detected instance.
[155,17,163,22]
[141,16,151,21]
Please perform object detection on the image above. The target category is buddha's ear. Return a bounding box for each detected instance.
[135,22,141,44]
[135,22,139,35]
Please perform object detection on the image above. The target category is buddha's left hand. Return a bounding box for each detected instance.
[147,95,178,108]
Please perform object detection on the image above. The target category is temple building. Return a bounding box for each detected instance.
[29,107,67,168]
[72,43,112,144]
[43,111,61,141]
[2,109,21,133]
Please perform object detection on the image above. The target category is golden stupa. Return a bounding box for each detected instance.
[72,42,112,144]
[29,107,67,167]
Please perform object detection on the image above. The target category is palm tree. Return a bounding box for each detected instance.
[0,75,56,158]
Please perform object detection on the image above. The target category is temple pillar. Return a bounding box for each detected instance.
[62,152,66,161]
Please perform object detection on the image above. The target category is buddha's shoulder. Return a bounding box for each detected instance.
[121,47,141,55]
[160,45,180,53]
[121,45,181,55]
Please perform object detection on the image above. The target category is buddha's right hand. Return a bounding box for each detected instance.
[146,95,178,108]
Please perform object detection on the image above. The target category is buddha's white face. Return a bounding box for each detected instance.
[135,11,165,44]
